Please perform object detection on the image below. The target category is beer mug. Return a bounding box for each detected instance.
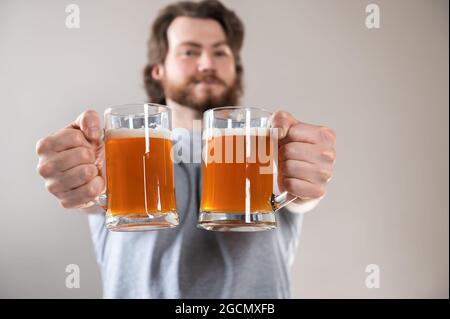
[97,103,179,231]
[198,106,297,232]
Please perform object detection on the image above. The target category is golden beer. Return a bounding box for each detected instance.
[105,129,176,217]
[200,130,274,214]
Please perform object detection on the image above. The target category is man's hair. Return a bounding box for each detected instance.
[143,0,245,105]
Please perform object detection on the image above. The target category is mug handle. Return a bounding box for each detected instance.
[271,192,297,211]
[95,192,108,209]
[79,130,108,210]
[269,126,298,211]
[78,187,107,210]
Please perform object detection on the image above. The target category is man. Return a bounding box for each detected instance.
[36,0,336,298]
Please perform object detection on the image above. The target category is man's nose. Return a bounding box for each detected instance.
[197,52,216,72]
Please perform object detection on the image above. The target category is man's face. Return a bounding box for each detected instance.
[154,17,239,111]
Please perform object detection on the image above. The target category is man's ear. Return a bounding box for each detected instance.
[152,64,164,81]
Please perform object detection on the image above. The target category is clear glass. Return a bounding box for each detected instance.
[101,103,179,232]
[198,106,297,232]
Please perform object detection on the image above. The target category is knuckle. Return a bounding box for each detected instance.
[45,180,60,195]
[81,165,97,181]
[79,148,94,163]
[312,185,326,198]
[60,200,73,209]
[71,130,85,146]
[83,109,97,118]
[328,128,337,139]
[320,149,336,163]
[318,168,332,182]
[286,126,298,139]
[85,183,99,198]
[36,163,43,176]
[36,137,50,155]
[82,110,98,126]
[279,111,291,119]
[273,111,290,125]
[319,126,336,143]
[37,162,53,177]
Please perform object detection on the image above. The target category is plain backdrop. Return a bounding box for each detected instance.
[0,0,448,298]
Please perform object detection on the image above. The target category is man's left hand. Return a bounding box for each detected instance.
[271,111,336,205]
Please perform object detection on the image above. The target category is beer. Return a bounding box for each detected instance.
[105,128,176,217]
[200,129,274,214]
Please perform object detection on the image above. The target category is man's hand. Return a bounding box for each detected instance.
[271,111,336,208]
[36,110,105,210]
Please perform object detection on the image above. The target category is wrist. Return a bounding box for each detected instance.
[285,196,323,214]
[78,204,105,214]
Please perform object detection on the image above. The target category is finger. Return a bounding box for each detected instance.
[271,111,299,139]
[48,129,93,153]
[45,164,99,195]
[66,109,102,144]
[38,147,96,178]
[279,142,336,167]
[36,129,90,156]
[282,177,326,200]
[282,123,336,147]
[58,176,105,209]
[279,159,333,184]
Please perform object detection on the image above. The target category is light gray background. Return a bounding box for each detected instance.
[0,0,448,298]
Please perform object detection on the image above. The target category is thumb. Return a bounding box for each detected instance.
[69,109,102,144]
[271,110,298,139]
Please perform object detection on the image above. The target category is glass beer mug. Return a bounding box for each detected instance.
[97,103,179,231]
[197,106,298,232]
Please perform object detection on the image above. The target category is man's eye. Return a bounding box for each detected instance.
[214,51,227,57]
[182,50,199,57]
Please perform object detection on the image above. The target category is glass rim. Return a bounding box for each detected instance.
[204,106,272,115]
[105,103,170,116]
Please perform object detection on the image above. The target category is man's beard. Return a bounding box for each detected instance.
[162,72,241,112]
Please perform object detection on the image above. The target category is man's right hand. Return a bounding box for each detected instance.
[36,110,105,211]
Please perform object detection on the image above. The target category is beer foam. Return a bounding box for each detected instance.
[202,127,272,140]
[106,127,172,140]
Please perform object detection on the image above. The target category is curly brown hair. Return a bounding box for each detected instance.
[143,0,244,105]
